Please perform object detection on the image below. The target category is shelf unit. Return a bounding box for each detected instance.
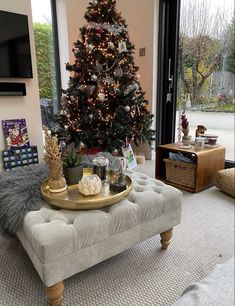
[156,143,226,192]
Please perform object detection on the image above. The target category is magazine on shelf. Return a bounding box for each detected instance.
[1,118,30,150]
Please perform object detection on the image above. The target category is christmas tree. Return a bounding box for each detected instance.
[58,0,155,152]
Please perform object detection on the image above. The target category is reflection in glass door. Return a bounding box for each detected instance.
[175,0,235,161]
[31,0,59,130]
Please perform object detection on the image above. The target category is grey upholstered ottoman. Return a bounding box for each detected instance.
[17,170,182,306]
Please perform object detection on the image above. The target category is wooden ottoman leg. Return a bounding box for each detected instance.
[160,229,173,250]
[46,281,64,306]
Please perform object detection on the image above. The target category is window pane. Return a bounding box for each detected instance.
[31,0,58,129]
[176,0,235,161]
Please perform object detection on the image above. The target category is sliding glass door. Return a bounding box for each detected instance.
[176,0,235,162]
[157,0,234,164]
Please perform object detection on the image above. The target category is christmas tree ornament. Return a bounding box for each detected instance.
[87,98,93,105]
[73,49,79,56]
[112,149,118,156]
[124,83,139,95]
[88,114,93,119]
[114,67,123,78]
[118,41,127,53]
[96,26,103,34]
[108,41,115,49]
[95,63,103,73]
[124,105,131,112]
[135,74,140,80]
[97,92,106,101]
[111,24,125,34]
[86,44,94,51]
[114,87,121,95]
[91,74,98,82]
[104,75,114,84]
[92,0,98,5]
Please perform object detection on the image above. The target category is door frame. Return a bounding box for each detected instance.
[155,0,181,147]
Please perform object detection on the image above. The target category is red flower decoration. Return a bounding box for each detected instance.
[181,111,189,129]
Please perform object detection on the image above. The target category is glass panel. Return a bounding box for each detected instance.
[176,0,235,161]
[31,0,58,129]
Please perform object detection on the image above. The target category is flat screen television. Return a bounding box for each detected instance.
[0,10,33,78]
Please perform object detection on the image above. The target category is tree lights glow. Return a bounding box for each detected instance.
[59,0,155,152]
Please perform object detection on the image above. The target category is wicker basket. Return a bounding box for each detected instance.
[163,159,196,187]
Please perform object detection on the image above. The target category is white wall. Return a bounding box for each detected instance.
[0,0,44,171]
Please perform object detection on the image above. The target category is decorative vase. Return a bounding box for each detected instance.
[182,127,191,144]
[182,127,189,137]
[47,160,67,193]
[48,176,67,193]
[63,165,83,185]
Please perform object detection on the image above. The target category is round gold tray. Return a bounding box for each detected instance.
[40,175,132,210]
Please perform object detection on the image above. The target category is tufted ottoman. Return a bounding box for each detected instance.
[17,171,182,306]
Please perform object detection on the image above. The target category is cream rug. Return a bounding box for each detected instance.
[0,174,234,305]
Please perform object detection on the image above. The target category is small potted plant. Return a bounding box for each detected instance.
[62,149,83,185]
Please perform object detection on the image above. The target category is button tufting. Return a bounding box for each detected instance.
[136,180,149,185]
[152,186,162,194]
[133,186,145,192]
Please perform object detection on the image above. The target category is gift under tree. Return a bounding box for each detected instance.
[58,0,155,153]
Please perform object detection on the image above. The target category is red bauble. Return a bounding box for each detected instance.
[96,26,103,34]
[87,98,93,105]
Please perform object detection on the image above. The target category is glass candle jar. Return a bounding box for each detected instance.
[92,155,109,180]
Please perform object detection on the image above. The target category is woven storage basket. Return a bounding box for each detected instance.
[163,158,196,187]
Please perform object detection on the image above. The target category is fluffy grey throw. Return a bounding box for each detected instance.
[0,163,49,237]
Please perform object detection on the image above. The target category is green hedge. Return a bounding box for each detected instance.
[33,23,56,99]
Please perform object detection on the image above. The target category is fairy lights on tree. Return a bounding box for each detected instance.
[58,0,155,152]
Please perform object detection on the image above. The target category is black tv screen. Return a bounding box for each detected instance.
[0,10,33,78]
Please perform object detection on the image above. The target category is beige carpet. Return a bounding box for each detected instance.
[0,166,234,305]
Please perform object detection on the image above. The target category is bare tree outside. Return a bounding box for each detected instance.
[178,0,234,108]
[176,0,234,161]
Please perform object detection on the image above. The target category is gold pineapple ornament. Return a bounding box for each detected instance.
[44,129,67,193]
